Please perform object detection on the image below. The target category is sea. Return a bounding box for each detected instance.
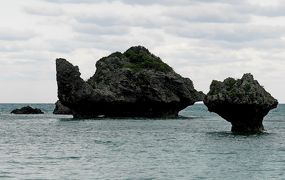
[0,103,284,180]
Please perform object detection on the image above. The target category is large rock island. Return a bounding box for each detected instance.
[56,46,203,118]
[204,73,278,133]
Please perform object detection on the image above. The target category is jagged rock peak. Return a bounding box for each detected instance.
[93,46,173,73]
[206,73,277,105]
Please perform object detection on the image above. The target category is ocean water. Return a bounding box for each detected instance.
[0,104,284,180]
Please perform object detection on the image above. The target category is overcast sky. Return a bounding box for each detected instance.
[0,0,284,103]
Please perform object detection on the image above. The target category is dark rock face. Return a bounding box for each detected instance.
[11,106,44,114]
[56,46,203,118]
[204,73,278,133]
[53,100,72,115]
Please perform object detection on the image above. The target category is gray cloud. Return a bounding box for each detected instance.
[165,24,285,42]
[249,4,285,17]
[0,29,36,41]
[45,0,246,5]
[73,23,129,35]
[23,6,64,16]
[0,43,22,52]
[163,4,250,24]
[73,6,165,28]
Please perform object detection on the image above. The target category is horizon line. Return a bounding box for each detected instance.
[1,102,284,105]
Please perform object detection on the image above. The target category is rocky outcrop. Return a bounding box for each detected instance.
[56,46,203,118]
[204,73,278,133]
[53,100,72,115]
[11,106,44,114]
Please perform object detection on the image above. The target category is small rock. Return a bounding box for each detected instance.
[11,106,44,114]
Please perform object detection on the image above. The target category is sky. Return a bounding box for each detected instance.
[0,0,284,103]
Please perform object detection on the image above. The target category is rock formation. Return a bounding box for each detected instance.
[11,106,44,114]
[56,46,203,118]
[204,73,278,133]
[53,100,72,115]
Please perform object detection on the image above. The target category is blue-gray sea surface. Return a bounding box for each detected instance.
[0,104,284,180]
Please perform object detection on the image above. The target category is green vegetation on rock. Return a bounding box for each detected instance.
[123,46,173,72]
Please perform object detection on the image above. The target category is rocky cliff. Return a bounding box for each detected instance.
[56,46,203,118]
[204,73,278,133]
[53,100,72,115]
